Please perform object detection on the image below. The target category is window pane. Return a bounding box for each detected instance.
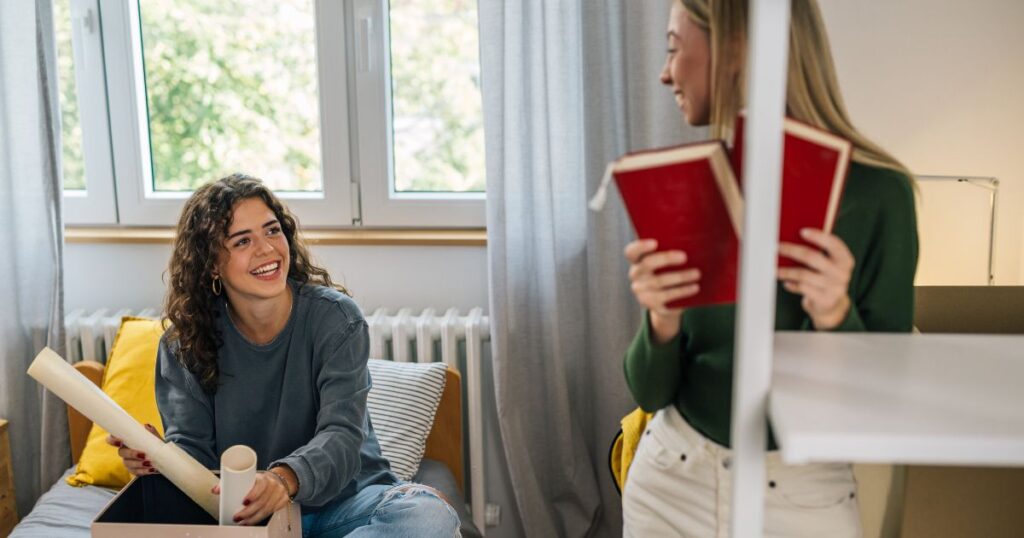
[54,0,86,191]
[138,0,321,192]
[389,0,485,193]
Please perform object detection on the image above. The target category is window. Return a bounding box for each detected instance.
[55,0,118,223]
[56,0,485,228]
[353,0,485,226]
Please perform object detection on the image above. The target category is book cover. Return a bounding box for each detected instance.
[731,114,853,268]
[611,141,744,308]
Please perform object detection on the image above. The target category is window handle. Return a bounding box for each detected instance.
[71,2,96,71]
[73,5,95,35]
[358,16,373,73]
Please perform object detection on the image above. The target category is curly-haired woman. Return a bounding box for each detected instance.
[106,174,460,537]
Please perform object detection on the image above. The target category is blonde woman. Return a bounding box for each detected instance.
[622,0,917,536]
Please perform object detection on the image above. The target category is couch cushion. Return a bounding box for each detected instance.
[12,468,115,537]
[366,359,447,480]
[68,318,166,488]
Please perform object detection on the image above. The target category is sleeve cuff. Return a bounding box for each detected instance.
[828,303,866,332]
[271,456,313,503]
[641,310,684,359]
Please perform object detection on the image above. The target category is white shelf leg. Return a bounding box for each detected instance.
[731,0,791,536]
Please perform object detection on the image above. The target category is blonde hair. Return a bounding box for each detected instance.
[679,0,912,178]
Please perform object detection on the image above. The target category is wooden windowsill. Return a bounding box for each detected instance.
[64,226,487,247]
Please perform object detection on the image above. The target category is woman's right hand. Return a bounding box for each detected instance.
[624,239,701,343]
[105,423,163,477]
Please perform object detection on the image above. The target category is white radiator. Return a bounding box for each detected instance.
[64,306,492,533]
[64,308,161,364]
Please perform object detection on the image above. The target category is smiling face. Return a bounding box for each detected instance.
[660,3,712,125]
[214,197,291,305]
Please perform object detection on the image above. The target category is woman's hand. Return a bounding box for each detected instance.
[778,228,854,330]
[624,239,701,344]
[105,423,162,477]
[216,468,295,525]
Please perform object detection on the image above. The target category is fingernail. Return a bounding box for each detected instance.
[233,516,242,523]
[137,452,146,459]
[243,499,251,506]
[143,461,151,467]
[114,441,122,447]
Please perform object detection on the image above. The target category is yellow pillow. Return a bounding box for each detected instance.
[67,317,166,488]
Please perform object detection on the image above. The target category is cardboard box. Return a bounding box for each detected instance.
[92,474,300,537]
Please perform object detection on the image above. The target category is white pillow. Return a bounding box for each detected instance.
[366,359,448,480]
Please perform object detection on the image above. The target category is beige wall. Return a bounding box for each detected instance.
[821,3,1024,536]
[819,0,1024,284]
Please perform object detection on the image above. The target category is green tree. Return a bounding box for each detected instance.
[390,0,486,193]
[140,0,321,191]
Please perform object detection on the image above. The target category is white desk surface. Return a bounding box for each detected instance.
[770,332,1024,467]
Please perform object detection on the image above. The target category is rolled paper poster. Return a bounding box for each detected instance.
[26,347,220,518]
[219,445,257,525]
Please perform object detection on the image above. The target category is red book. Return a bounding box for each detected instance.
[610,141,744,308]
[731,114,853,268]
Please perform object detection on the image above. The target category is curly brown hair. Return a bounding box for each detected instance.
[164,173,345,394]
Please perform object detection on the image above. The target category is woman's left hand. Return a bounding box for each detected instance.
[777,228,854,330]
[212,471,292,526]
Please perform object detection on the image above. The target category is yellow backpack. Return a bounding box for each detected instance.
[609,407,654,494]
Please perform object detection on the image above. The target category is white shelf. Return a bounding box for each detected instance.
[770,332,1024,467]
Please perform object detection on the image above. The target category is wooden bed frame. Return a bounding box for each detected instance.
[66,361,464,493]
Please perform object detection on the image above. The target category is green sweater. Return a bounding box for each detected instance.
[624,162,919,449]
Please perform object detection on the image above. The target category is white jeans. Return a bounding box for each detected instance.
[623,407,862,538]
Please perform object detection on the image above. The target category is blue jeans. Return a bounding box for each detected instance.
[301,482,461,537]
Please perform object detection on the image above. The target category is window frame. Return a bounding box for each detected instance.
[61,0,118,225]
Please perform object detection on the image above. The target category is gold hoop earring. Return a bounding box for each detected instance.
[211,276,223,296]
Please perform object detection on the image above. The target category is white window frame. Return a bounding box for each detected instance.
[62,0,118,225]
[60,0,484,229]
[351,0,485,227]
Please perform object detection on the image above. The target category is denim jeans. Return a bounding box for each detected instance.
[301,482,461,537]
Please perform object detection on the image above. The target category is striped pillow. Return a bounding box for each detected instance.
[366,359,448,480]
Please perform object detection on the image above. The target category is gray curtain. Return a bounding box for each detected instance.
[0,0,69,519]
[479,1,701,536]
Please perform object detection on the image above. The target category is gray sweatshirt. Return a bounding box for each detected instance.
[155,282,397,509]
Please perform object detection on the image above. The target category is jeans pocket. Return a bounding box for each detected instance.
[637,425,692,473]
[768,463,857,511]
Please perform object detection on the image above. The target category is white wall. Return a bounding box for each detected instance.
[819,0,1024,284]
[64,242,489,314]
